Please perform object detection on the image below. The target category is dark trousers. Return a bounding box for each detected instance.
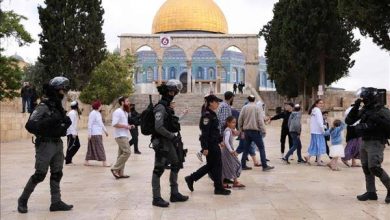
[284,132,303,161]
[22,97,30,113]
[280,128,293,154]
[242,130,268,168]
[129,129,139,152]
[65,135,80,164]
[360,140,390,193]
[189,146,223,190]
[152,139,180,198]
[19,140,64,203]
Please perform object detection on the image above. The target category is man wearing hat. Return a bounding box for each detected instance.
[185,95,231,196]
[267,102,294,158]
[65,101,81,165]
[238,95,274,171]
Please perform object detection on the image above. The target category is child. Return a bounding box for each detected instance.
[326,119,346,171]
[282,104,306,164]
[221,116,245,188]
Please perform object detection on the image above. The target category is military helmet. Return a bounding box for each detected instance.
[49,76,70,91]
[166,79,183,93]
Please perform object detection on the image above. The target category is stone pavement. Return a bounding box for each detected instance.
[1,123,389,220]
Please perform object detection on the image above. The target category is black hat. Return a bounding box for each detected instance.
[205,95,222,103]
[224,91,234,100]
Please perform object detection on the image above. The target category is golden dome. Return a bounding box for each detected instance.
[152,0,228,34]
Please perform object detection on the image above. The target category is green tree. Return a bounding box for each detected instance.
[38,0,106,90]
[338,0,390,50]
[260,0,360,100]
[0,5,34,101]
[79,52,136,105]
[23,61,46,97]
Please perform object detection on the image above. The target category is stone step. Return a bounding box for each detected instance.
[129,93,259,125]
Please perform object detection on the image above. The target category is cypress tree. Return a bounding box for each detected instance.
[260,0,360,99]
[38,0,106,89]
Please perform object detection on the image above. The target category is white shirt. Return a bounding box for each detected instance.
[310,107,325,134]
[66,110,78,135]
[88,110,107,136]
[112,108,129,138]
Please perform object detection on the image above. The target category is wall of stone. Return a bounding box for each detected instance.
[260,90,390,112]
[0,96,102,143]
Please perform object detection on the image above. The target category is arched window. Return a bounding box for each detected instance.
[232,67,238,83]
[262,72,268,87]
[147,67,153,82]
[197,67,204,79]
[208,67,215,80]
[169,67,176,79]
[221,68,227,82]
[240,69,245,82]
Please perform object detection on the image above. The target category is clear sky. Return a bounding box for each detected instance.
[2,0,389,91]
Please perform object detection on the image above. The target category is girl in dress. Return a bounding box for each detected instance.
[326,119,346,171]
[304,99,327,166]
[221,116,245,188]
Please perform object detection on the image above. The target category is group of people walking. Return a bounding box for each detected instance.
[17,76,390,213]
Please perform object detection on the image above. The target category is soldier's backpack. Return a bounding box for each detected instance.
[140,95,155,135]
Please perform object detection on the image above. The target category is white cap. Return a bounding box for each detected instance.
[294,104,300,108]
[70,101,78,107]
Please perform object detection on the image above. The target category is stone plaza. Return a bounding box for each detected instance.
[1,122,389,220]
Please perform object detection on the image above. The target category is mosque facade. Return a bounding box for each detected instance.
[119,0,274,94]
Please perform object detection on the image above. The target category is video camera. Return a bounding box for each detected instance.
[357,87,387,107]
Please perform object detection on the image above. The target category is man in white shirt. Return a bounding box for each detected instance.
[111,96,134,179]
[65,101,81,165]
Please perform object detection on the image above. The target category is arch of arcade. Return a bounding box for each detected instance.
[119,33,259,94]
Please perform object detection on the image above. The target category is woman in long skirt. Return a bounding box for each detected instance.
[304,99,327,166]
[341,106,361,167]
[85,100,110,167]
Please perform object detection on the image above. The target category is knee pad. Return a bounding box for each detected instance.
[362,165,371,175]
[370,167,384,177]
[31,171,47,183]
[153,167,164,177]
[50,171,63,182]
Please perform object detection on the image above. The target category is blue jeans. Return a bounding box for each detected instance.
[284,132,303,161]
[242,130,268,168]
[236,139,256,166]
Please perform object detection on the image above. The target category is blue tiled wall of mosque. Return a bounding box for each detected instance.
[134,48,274,89]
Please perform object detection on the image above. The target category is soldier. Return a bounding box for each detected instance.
[18,76,73,213]
[151,79,189,207]
[185,95,231,196]
[346,87,390,204]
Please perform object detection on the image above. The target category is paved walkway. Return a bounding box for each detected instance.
[1,124,389,220]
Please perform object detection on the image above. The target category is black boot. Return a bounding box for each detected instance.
[357,192,378,201]
[152,197,169,207]
[170,193,189,202]
[17,197,28,213]
[185,176,194,192]
[386,191,390,204]
[49,201,73,212]
[214,188,231,195]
